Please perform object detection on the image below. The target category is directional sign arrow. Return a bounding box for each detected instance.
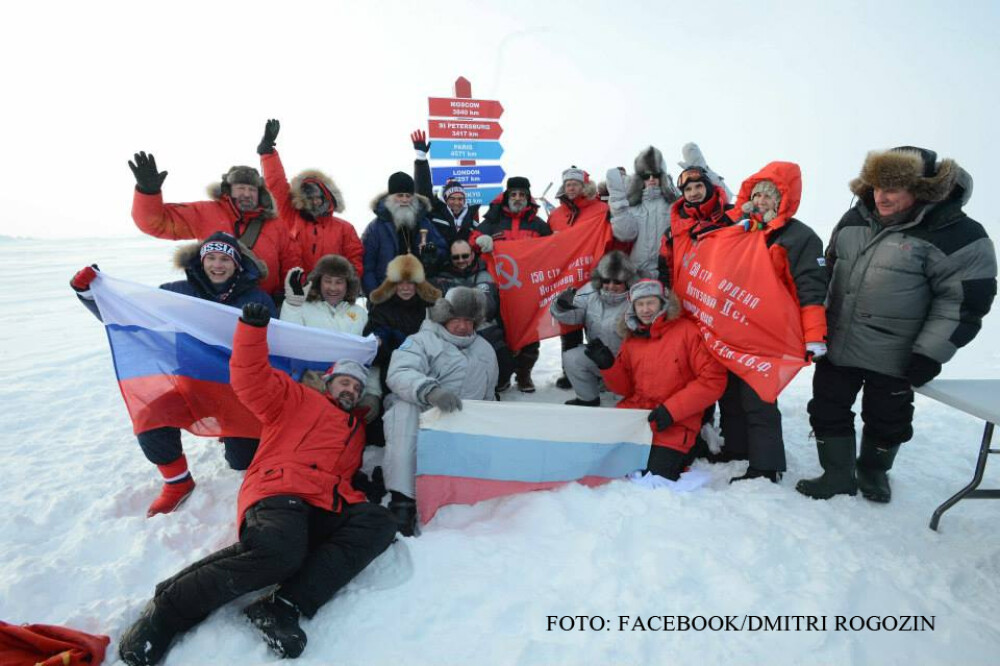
[460,187,504,207]
[431,165,506,187]
[428,97,504,119]
[429,141,504,161]
[428,119,503,141]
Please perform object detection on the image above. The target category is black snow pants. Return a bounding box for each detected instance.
[807,357,915,446]
[137,426,260,471]
[718,372,786,472]
[150,496,397,630]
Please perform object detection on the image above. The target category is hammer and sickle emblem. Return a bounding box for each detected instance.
[494,253,522,289]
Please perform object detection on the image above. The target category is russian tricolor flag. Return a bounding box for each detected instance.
[89,274,377,438]
[415,401,653,524]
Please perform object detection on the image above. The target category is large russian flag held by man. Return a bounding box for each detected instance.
[415,401,653,523]
[484,214,612,350]
[89,273,377,438]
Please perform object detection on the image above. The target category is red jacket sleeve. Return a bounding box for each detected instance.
[600,343,633,397]
[260,151,299,235]
[663,327,728,422]
[229,322,299,425]
[131,190,220,240]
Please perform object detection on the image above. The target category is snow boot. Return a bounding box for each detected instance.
[515,370,536,393]
[389,492,419,537]
[119,600,181,666]
[729,467,782,484]
[646,446,686,481]
[555,373,572,390]
[244,592,307,659]
[795,435,858,499]
[147,477,196,518]
[565,397,600,407]
[856,437,899,504]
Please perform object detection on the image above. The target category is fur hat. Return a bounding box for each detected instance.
[290,170,345,214]
[322,359,368,391]
[562,166,587,184]
[849,146,961,204]
[626,146,680,206]
[628,278,666,303]
[506,176,531,193]
[368,253,442,305]
[306,254,360,303]
[388,171,415,195]
[428,286,486,327]
[590,251,637,290]
[206,166,277,219]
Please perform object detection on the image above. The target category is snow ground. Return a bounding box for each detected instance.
[2,236,1000,665]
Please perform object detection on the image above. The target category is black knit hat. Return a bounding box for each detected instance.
[388,171,415,195]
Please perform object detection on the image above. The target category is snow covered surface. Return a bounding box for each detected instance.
[2,236,1000,665]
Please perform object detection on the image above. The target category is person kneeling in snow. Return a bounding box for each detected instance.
[549,250,637,406]
[587,280,727,480]
[118,304,396,665]
[71,232,276,517]
[383,287,499,536]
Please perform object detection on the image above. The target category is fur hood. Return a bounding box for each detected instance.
[205,166,278,220]
[172,237,268,280]
[368,253,442,305]
[848,147,971,206]
[555,179,599,200]
[617,290,683,339]
[731,161,802,229]
[306,254,360,303]
[590,250,637,290]
[626,146,680,207]
[370,191,433,216]
[290,169,346,214]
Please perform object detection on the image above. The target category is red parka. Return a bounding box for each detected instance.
[260,151,364,278]
[229,322,366,529]
[131,190,301,298]
[548,195,609,233]
[602,296,727,453]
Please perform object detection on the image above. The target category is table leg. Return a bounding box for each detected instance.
[930,422,995,531]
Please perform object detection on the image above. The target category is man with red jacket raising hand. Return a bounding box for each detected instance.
[118,303,395,666]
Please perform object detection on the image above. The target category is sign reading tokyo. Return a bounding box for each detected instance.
[428,120,503,140]
[429,141,504,161]
[458,187,504,207]
[428,97,504,119]
[431,165,506,187]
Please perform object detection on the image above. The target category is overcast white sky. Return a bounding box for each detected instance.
[2,0,998,245]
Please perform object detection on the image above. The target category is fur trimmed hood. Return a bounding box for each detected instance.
[617,289,682,339]
[370,191,433,216]
[428,286,486,327]
[172,236,268,279]
[555,179,599,200]
[590,250,637,290]
[848,147,970,206]
[368,253,442,305]
[626,146,680,207]
[306,254,360,303]
[290,170,346,214]
[206,165,278,220]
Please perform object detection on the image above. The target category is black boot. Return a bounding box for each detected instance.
[565,397,600,407]
[729,467,782,484]
[389,492,418,536]
[646,446,686,481]
[795,435,858,499]
[244,592,307,659]
[555,373,572,390]
[119,600,181,666]
[856,437,899,503]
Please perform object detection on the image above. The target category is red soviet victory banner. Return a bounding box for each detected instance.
[484,216,612,350]
[673,224,807,402]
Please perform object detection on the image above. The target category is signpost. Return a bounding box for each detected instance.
[427,77,506,209]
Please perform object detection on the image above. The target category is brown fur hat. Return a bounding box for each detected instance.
[849,147,960,204]
[172,235,268,279]
[306,254,360,303]
[206,166,277,219]
[368,253,442,305]
[590,250,637,290]
[428,286,486,327]
[291,170,346,214]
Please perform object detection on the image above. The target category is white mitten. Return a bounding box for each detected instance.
[283,267,311,307]
[475,234,494,254]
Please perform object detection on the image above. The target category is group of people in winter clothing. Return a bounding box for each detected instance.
[73,123,995,665]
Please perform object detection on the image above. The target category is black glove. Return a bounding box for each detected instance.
[647,404,674,431]
[240,303,271,328]
[555,287,577,311]
[419,242,438,261]
[906,353,941,387]
[257,119,280,155]
[584,338,615,370]
[287,268,305,296]
[128,151,168,194]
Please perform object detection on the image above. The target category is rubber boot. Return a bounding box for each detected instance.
[856,437,899,504]
[795,435,858,499]
[389,492,419,536]
[244,592,307,659]
[147,456,196,518]
[729,467,781,484]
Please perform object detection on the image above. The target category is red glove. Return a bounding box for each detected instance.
[71,265,99,292]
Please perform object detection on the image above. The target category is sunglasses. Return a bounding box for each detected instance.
[451,253,473,260]
[602,279,626,285]
[638,172,660,180]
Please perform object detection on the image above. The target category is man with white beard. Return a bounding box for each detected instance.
[361,171,447,295]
